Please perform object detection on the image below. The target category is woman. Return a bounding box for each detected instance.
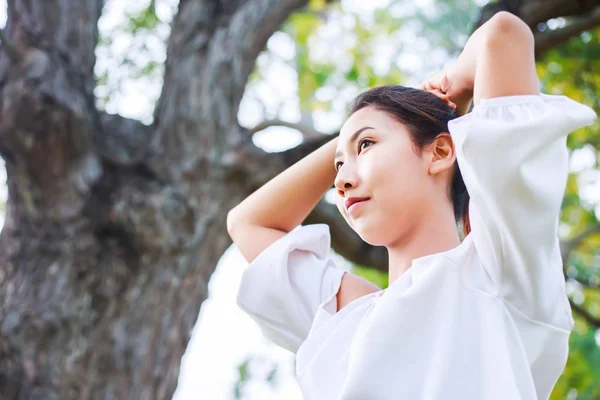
[227,11,596,400]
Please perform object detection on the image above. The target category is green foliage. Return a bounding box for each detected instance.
[410,0,479,54]
[552,323,600,399]
[233,355,280,399]
[538,28,600,150]
[233,359,250,399]
[352,264,389,289]
[94,0,174,121]
[127,0,159,34]
[281,2,407,117]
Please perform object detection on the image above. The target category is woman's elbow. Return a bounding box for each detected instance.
[483,11,534,47]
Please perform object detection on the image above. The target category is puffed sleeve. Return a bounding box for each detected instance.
[235,224,346,353]
[448,93,597,329]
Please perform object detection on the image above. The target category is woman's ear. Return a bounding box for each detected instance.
[427,133,456,176]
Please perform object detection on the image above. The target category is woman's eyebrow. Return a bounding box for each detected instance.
[334,126,374,160]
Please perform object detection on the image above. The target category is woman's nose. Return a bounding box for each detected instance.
[334,168,357,193]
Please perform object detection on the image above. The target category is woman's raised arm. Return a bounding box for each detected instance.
[469,12,539,104]
[227,136,338,263]
[420,12,597,330]
[421,11,539,112]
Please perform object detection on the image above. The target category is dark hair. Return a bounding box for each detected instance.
[349,85,471,236]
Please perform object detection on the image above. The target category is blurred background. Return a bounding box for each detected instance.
[0,0,598,399]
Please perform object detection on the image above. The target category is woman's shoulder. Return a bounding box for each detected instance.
[334,271,382,314]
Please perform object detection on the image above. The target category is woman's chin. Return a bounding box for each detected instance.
[353,224,385,246]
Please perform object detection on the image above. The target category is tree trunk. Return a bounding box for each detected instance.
[0,0,307,398]
[0,0,598,399]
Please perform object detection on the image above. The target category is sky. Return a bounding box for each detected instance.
[0,1,599,399]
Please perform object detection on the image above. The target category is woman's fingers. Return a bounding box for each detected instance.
[419,73,458,110]
[427,88,456,110]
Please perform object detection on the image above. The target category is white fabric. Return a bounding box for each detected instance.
[235,93,597,400]
[236,224,346,353]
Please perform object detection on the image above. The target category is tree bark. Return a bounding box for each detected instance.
[0,0,598,399]
[0,0,309,398]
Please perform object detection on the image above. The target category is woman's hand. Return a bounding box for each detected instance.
[421,13,537,114]
[419,68,474,115]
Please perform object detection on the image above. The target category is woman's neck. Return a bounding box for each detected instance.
[386,206,461,285]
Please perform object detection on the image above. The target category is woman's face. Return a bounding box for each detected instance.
[334,106,437,247]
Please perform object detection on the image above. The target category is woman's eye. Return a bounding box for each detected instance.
[335,140,373,172]
[359,139,373,152]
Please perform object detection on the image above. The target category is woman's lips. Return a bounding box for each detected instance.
[347,199,369,216]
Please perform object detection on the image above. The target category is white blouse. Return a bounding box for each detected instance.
[235,93,597,400]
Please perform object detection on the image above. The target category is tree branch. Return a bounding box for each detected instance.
[561,223,600,264]
[230,130,336,182]
[0,0,105,220]
[248,119,327,140]
[567,223,600,248]
[6,0,102,81]
[204,0,311,135]
[472,0,600,36]
[0,28,22,62]
[97,113,155,166]
[472,0,524,30]
[558,223,600,330]
[534,7,600,56]
[152,0,311,180]
[522,0,600,26]
[227,0,307,64]
[475,0,600,28]
[569,299,600,327]
[571,274,600,289]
